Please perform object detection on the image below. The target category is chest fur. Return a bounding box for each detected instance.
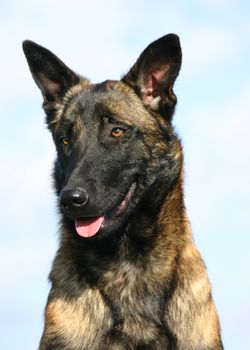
[47,262,169,349]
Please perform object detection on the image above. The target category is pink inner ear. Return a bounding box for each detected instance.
[145,73,161,102]
[152,65,170,83]
[144,65,170,102]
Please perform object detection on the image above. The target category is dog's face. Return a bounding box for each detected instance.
[23,35,182,239]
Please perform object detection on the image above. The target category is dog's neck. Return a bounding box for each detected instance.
[125,171,188,253]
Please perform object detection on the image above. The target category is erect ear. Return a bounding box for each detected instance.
[123,34,182,118]
[22,40,82,107]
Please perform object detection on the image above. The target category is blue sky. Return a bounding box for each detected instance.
[0,1,249,349]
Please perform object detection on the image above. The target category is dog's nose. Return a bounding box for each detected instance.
[60,188,89,212]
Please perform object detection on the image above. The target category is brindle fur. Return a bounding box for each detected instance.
[23,34,223,349]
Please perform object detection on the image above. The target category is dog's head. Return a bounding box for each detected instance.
[23,35,182,239]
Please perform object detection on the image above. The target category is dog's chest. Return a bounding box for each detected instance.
[54,261,168,349]
[106,288,167,347]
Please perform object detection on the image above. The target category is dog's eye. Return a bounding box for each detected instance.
[111,127,125,138]
[61,137,70,145]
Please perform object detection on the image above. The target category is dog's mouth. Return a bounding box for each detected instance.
[74,182,137,238]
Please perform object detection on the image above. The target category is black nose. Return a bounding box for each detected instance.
[60,188,89,213]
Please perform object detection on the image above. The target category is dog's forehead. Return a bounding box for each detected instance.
[64,80,156,129]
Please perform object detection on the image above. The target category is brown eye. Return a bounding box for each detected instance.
[111,127,125,138]
[61,137,70,145]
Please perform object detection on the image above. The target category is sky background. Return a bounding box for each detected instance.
[0,1,249,349]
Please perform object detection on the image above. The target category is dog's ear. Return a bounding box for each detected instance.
[22,40,81,107]
[123,34,182,118]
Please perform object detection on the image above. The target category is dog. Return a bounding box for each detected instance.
[23,34,223,350]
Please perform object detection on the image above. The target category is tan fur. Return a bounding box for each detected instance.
[42,290,113,350]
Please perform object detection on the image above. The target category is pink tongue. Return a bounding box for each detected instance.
[75,216,104,238]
